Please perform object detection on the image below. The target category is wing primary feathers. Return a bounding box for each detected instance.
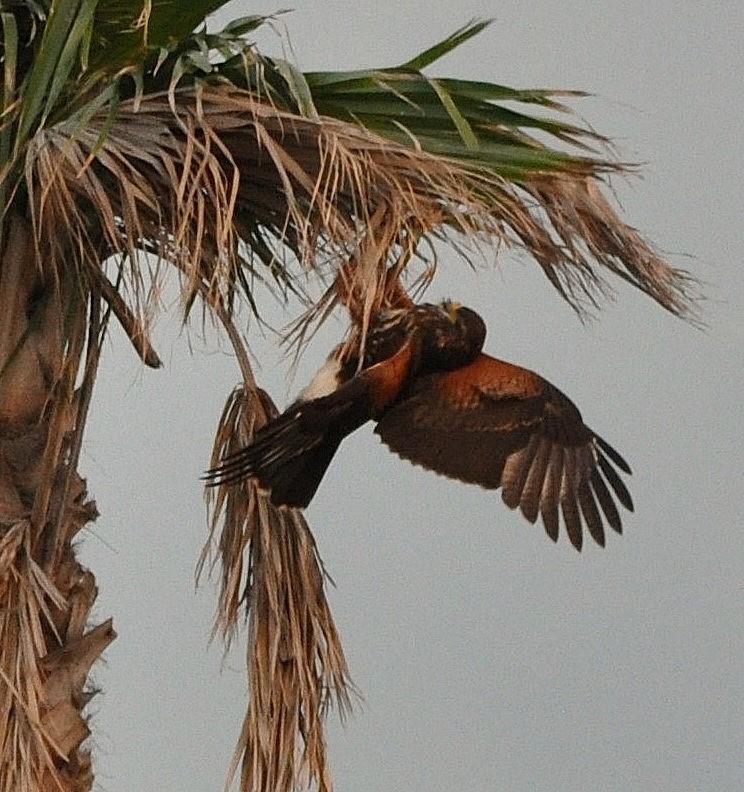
[575,444,607,545]
[561,446,578,499]
[541,503,560,543]
[502,434,540,509]
[597,452,634,512]
[539,445,564,542]
[575,444,595,479]
[595,435,632,475]
[519,437,551,524]
[577,479,605,547]
[590,467,623,535]
[561,496,583,551]
[559,449,583,550]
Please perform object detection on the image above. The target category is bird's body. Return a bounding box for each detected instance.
[205,301,633,550]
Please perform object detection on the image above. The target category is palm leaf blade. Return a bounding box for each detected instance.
[399,17,492,71]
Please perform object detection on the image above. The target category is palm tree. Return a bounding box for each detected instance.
[0,3,697,791]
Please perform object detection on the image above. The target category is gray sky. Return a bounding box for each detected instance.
[80,2,743,790]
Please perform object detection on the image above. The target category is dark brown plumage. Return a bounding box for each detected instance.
[205,301,633,550]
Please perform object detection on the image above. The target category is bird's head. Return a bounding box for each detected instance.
[413,300,486,370]
[365,299,486,371]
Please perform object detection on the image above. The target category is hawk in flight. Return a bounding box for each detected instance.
[205,301,633,550]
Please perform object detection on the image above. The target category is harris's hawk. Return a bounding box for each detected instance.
[205,301,633,550]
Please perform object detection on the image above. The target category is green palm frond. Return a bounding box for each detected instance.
[303,20,605,171]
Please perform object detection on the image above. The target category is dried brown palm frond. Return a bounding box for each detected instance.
[28,85,697,364]
[196,303,354,792]
[200,382,353,792]
[518,174,698,318]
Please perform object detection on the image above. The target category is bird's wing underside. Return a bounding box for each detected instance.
[375,353,633,550]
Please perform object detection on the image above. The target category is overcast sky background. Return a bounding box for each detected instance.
[79,2,743,790]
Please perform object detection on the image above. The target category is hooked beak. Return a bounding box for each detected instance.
[442,299,461,323]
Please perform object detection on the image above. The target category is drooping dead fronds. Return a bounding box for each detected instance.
[518,174,699,320]
[200,384,353,792]
[25,84,697,366]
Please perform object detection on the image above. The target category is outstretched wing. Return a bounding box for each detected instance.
[375,354,633,550]
[204,337,417,506]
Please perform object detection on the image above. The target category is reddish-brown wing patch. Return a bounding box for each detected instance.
[375,354,632,550]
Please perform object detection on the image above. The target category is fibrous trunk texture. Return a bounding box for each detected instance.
[0,214,114,791]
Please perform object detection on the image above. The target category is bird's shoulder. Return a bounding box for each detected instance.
[421,353,549,403]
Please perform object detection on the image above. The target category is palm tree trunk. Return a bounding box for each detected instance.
[0,214,115,791]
